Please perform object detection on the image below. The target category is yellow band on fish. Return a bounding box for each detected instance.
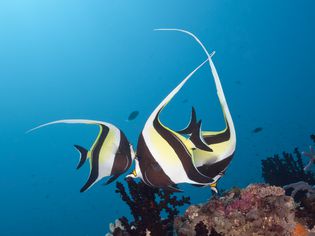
[132,169,137,177]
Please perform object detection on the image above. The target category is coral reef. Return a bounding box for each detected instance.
[106,135,315,235]
[284,181,315,200]
[106,219,125,236]
[174,184,296,236]
[260,134,315,231]
[261,147,315,187]
[295,193,315,230]
[109,178,190,236]
[284,181,315,230]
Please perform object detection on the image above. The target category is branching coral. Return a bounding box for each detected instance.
[111,178,190,236]
[260,134,315,231]
[261,142,315,186]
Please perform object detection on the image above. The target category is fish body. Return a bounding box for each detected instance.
[252,127,263,133]
[128,29,236,192]
[28,119,134,192]
[127,111,139,121]
[128,59,213,191]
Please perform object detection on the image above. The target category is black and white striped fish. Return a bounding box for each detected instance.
[127,29,236,193]
[27,119,135,192]
[127,58,214,192]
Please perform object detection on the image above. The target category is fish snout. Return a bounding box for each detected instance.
[125,169,137,179]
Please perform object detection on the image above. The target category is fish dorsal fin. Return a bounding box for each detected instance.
[189,120,213,152]
[74,145,88,169]
[177,107,197,135]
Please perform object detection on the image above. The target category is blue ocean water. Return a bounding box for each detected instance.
[1,1,314,235]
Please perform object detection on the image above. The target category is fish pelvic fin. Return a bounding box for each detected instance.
[163,185,183,193]
[74,145,88,169]
[80,174,97,193]
[103,174,120,186]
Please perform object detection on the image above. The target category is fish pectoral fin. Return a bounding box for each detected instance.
[177,107,197,135]
[74,145,89,169]
[189,120,213,152]
[103,174,120,185]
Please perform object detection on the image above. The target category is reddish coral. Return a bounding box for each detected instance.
[293,223,308,236]
[174,184,296,236]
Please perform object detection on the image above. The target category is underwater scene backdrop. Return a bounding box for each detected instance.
[0,0,314,235]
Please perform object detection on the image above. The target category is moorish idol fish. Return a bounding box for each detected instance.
[127,29,236,193]
[27,119,135,192]
[155,29,237,191]
[127,111,139,121]
[127,58,215,192]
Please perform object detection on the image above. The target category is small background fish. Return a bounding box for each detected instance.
[127,111,139,121]
[252,127,263,134]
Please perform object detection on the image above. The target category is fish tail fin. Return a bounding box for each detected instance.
[74,145,88,169]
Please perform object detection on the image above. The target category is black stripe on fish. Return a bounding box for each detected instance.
[104,130,132,185]
[153,109,213,184]
[80,124,109,192]
[197,154,234,179]
[74,145,88,169]
[108,130,132,180]
[177,107,197,135]
[203,119,231,145]
[137,134,178,190]
[189,120,213,152]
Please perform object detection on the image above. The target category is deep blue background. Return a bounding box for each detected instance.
[1,1,314,235]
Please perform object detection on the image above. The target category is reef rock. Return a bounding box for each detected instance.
[174,184,297,236]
